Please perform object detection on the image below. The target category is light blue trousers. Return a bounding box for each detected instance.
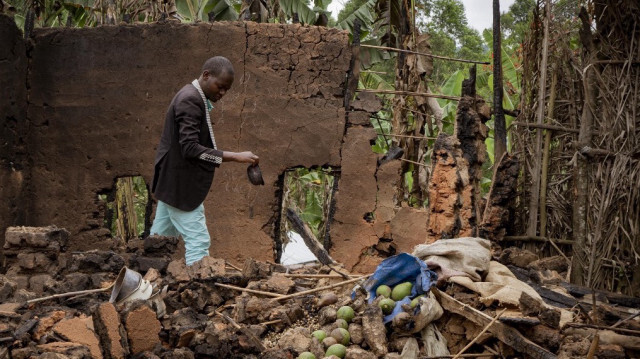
[150,201,210,265]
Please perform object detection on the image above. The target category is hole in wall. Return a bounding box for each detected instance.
[98,176,149,241]
[277,167,338,265]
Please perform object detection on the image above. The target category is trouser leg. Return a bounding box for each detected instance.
[150,201,179,237]
[168,203,211,265]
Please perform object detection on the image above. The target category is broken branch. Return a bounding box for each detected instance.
[359,44,490,65]
[270,275,370,302]
[453,309,507,359]
[213,283,283,298]
[356,89,462,101]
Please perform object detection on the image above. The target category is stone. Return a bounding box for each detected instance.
[34,311,66,341]
[29,274,55,295]
[63,273,91,292]
[186,257,226,279]
[17,252,54,273]
[67,251,125,274]
[143,267,161,282]
[161,348,195,359]
[167,260,190,282]
[277,327,311,353]
[0,275,17,302]
[132,256,170,273]
[4,226,69,250]
[345,346,376,359]
[125,305,161,354]
[93,302,128,359]
[53,315,103,359]
[143,235,179,255]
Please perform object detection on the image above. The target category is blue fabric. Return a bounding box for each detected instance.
[356,253,438,323]
[151,200,210,265]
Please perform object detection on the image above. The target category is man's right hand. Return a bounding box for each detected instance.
[223,151,259,164]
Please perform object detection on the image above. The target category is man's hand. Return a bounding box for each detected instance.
[222,151,259,164]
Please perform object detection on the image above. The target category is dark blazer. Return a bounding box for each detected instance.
[152,83,224,211]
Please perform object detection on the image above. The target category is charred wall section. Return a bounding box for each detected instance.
[0,15,28,250]
[2,18,350,264]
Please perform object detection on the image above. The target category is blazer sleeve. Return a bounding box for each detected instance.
[174,92,224,165]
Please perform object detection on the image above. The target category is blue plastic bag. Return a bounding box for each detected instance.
[355,253,438,323]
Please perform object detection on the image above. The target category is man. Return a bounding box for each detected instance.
[150,56,258,265]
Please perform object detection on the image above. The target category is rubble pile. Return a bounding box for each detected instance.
[1,227,639,359]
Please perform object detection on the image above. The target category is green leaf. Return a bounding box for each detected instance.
[335,0,376,32]
[278,0,317,25]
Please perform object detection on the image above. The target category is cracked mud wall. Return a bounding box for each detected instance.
[0,15,28,250]
[2,19,349,263]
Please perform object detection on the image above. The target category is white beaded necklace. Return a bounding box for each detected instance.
[191,79,218,150]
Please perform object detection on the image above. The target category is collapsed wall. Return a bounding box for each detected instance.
[1,16,429,269]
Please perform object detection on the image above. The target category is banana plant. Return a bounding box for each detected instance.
[175,0,239,22]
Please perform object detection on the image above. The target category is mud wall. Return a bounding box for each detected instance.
[0,15,28,251]
[1,17,429,270]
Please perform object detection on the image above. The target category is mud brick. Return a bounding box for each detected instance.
[143,235,179,256]
[53,316,103,359]
[16,252,57,273]
[93,302,129,359]
[4,226,69,250]
[28,274,55,295]
[63,272,91,292]
[124,305,161,354]
[131,255,171,274]
[36,342,91,358]
[0,275,17,302]
[67,250,125,274]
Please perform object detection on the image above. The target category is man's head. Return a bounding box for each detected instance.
[198,56,235,102]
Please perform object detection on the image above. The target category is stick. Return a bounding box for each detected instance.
[213,283,283,298]
[540,66,558,238]
[286,208,335,266]
[611,311,640,328]
[215,311,265,351]
[565,323,640,336]
[356,89,462,101]
[225,261,242,271]
[360,44,490,65]
[283,274,358,279]
[586,333,599,359]
[511,121,579,133]
[452,309,507,359]
[385,133,438,140]
[259,319,283,325]
[271,275,370,302]
[26,283,114,304]
[400,158,429,167]
[502,236,574,245]
[420,355,494,358]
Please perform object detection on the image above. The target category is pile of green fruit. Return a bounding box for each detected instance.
[375,282,419,314]
[297,305,355,359]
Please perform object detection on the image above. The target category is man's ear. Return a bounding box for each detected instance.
[202,70,210,80]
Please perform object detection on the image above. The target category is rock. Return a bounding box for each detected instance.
[539,307,561,329]
[161,348,195,359]
[93,302,128,359]
[17,252,54,273]
[4,226,69,250]
[263,274,295,294]
[36,342,91,358]
[557,334,590,359]
[318,306,338,326]
[317,293,338,308]
[67,250,125,274]
[186,257,226,279]
[345,346,376,359]
[524,325,561,352]
[0,275,17,302]
[242,259,272,280]
[132,256,171,273]
[53,315,103,359]
[519,291,543,317]
[361,304,387,356]
[29,274,56,295]
[347,324,363,345]
[144,268,161,282]
[167,259,189,282]
[34,311,66,341]
[277,327,311,353]
[124,305,162,354]
[499,247,539,268]
[62,273,90,292]
[144,235,179,255]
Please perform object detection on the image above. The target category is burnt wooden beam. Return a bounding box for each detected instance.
[286,208,335,266]
[511,121,580,134]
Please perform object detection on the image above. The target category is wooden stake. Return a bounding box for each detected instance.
[360,44,490,65]
[527,0,553,237]
[225,261,242,272]
[586,332,599,359]
[356,89,461,101]
[26,283,114,304]
[213,283,283,298]
[270,275,370,302]
[540,67,558,238]
[452,309,507,359]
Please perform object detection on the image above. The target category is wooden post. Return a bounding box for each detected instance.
[286,208,335,266]
[492,0,507,163]
[527,0,552,237]
[540,65,558,238]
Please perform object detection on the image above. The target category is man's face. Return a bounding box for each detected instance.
[201,70,234,102]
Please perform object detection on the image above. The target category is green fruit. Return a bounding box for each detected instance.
[410,295,425,308]
[298,352,316,359]
[379,298,396,314]
[325,344,347,358]
[312,330,326,341]
[335,319,348,330]
[336,306,355,323]
[375,285,392,298]
[391,282,413,301]
[330,327,350,346]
